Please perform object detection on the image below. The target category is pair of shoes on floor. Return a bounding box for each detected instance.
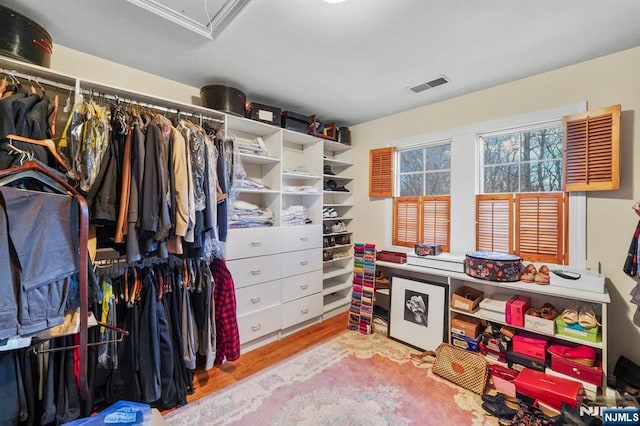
[521,264,550,285]
[561,304,601,329]
[481,393,520,419]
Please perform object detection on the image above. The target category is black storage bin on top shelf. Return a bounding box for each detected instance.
[281,111,311,134]
[246,102,281,126]
[0,5,53,67]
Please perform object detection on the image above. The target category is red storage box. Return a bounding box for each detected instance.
[550,356,603,387]
[506,295,531,327]
[512,333,549,361]
[514,368,585,410]
[490,364,519,398]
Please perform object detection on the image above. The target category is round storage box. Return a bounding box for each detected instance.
[464,251,522,282]
[200,85,246,117]
[0,5,53,67]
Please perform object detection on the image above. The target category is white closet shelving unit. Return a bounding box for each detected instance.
[0,54,352,354]
[322,140,354,318]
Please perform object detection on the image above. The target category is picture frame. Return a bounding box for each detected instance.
[388,276,448,351]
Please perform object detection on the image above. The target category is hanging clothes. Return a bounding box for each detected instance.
[211,258,240,364]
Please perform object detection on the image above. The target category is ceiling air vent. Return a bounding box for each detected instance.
[409,75,449,93]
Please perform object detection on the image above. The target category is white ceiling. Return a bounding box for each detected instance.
[3,0,640,126]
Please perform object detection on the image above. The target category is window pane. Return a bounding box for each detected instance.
[425,144,451,170]
[400,174,423,196]
[400,149,423,173]
[484,164,518,193]
[521,128,562,161]
[483,134,520,165]
[520,160,562,192]
[425,172,450,195]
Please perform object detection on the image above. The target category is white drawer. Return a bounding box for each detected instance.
[282,270,323,303]
[281,293,323,329]
[235,280,281,317]
[227,254,282,289]
[281,225,322,252]
[237,305,281,344]
[226,227,282,260]
[281,248,322,278]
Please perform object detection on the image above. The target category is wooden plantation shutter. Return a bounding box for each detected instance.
[422,196,450,252]
[393,197,420,247]
[563,104,620,191]
[369,147,394,197]
[476,194,513,253]
[515,193,566,264]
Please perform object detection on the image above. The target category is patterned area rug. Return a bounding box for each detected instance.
[165,330,499,425]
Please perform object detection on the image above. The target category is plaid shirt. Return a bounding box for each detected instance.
[211,258,240,363]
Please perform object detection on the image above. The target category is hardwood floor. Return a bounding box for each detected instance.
[165,311,349,413]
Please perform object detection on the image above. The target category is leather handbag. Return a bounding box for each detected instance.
[415,343,489,394]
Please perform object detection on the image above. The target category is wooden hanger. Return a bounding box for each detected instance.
[5,134,69,171]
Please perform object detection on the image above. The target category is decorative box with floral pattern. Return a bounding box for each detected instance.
[463,251,523,282]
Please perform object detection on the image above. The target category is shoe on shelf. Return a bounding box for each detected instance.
[578,307,601,329]
[521,264,537,282]
[375,270,390,288]
[331,220,347,233]
[322,207,338,218]
[561,305,579,325]
[534,265,550,285]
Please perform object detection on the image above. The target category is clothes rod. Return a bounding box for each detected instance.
[79,89,225,124]
[2,68,76,93]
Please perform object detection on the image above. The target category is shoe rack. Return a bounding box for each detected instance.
[348,243,376,334]
[322,139,355,318]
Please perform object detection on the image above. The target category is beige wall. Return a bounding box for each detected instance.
[352,46,640,372]
[51,45,200,105]
[52,44,640,373]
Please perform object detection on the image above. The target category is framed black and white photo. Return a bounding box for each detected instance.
[388,276,448,351]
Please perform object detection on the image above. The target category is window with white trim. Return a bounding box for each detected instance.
[393,142,451,250]
[478,123,567,264]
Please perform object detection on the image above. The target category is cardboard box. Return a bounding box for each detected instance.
[555,317,601,344]
[545,367,598,399]
[512,332,549,361]
[451,313,483,338]
[506,295,531,327]
[524,310,556,335]
[550,356,603,387]
[514,368,586,410]
[490,364,520,398]
[450,286,484,313]
[451,333,480,352]
[478,294,511,323]
[406,252,465,273]
[507,350,547,372]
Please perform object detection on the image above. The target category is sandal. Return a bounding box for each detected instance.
[533,265,550,285]
[521,264,537,282]
[578,307,601,329]
[540,303,559,320]
[561,305,579,324]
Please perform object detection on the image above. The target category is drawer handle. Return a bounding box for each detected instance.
[300,260,309,266]
[300,308,309,315]
[299,237,309,241]
[251,324,261,332]
[250,269,262,275]
[300,284,309,290]
[250,241,262,247]
[250,296,261,304]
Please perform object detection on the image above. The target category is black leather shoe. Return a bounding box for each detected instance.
[482,401,518,419]
[481,393,519,405]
